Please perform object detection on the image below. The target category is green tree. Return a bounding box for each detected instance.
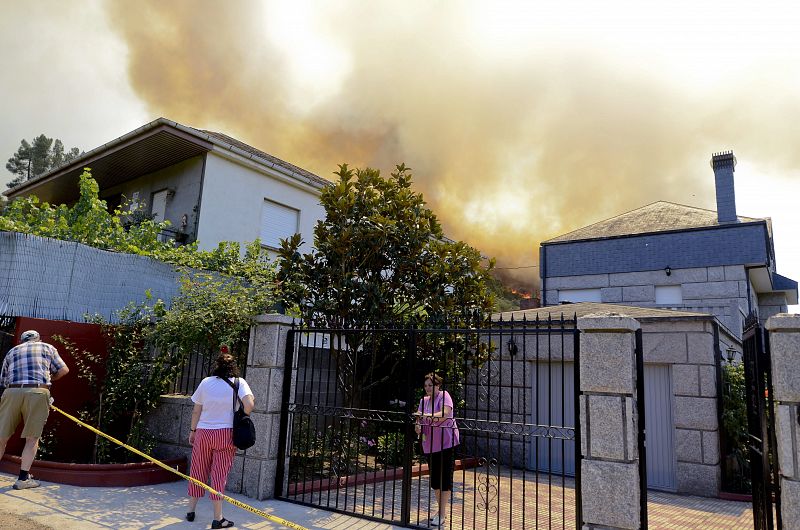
[6,134,82,188]
[721,362,750,492]
[277,163,494,326]
[277,163,495,403]
[2,168,280,463]
[51,139,82,169]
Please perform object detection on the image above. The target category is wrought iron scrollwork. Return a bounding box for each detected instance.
[478,357,500,405]
[475,457,499,514]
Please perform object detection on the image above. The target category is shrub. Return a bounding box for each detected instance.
[376,432,405,466]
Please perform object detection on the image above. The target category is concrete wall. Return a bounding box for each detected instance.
[101,156,204,241]
[546,265,751,337]
[196,151,325,255]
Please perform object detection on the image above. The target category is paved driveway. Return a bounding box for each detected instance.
[287,466,755,529]
[0,470,754,529]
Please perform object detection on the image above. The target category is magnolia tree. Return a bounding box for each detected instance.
[277,163,494,326]
[277,164,495,406]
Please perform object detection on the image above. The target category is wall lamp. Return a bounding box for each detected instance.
[664,266,672,276]
[725,347,737,364]
[507,338,519,356]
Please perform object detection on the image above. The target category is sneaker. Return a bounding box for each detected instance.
[429,514,443,527]
[13,476,40,490]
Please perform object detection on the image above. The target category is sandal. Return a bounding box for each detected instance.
[211,518,234,528]
[186,512,195,522]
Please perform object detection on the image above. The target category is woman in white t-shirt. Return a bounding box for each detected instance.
[185,350,255,529]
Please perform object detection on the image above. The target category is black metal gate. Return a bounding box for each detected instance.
[275,314,582,529]
[635,328,648,529]
[742,314,782,530]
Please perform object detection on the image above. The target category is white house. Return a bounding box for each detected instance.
[4,118,329,255]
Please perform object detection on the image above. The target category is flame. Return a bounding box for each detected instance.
[510,288,533,300]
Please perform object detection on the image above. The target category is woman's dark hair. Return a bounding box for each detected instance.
[212,353,240,378]
[424,372,443,387]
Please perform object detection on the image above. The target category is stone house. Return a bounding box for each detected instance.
[3,117,328,256]
[539,151,797,336]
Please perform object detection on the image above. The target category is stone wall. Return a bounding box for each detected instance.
[578,314,642,529]
[758,292,789,326]
[545,265,751,337]
[466,315,729,498]
[146,313,295,500]
[765,314,800,528]
[640,318,724,496]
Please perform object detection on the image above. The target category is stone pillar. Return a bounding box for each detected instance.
[232,313,295,500]
[577,314,642,530]
[145,313,296,501]
[765,314,800,527]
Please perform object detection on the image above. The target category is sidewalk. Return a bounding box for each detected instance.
[0,472,400,530]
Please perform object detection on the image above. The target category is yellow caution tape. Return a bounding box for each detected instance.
[50,404,307,530]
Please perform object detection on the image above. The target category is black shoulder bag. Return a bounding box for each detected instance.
[220,377,256,450]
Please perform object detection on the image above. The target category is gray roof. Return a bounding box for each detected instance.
[544,201,762,243]
[4,117,330,200]
[494,302,714,321]
[199,128,331,189]
[773,272,798,292]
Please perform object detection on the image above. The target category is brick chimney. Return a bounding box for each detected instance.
[710,151,738,223]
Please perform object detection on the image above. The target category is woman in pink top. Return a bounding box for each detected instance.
[415,372,460,527]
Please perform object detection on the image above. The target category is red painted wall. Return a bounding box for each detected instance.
[5,317,107,462]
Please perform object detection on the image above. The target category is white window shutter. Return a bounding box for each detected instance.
[557,288,602,303]
[151,190,169,222]
[655,285,683,304]
[260,200,299,249]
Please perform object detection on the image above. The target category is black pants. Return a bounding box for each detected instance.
[428,447,455,491]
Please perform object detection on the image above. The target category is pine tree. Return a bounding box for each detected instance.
[5,134,82,189]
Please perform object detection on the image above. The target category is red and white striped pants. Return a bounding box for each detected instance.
[188,428,236,500]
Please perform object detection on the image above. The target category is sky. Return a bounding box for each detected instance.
[1,1,800,305]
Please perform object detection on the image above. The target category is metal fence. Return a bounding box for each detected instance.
[168,341,249,395]
[276,314,581,529]
[742,314,782,530]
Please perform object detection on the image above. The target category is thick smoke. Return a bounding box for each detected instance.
[106,1,799,292]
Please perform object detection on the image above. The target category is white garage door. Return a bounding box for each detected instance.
[531,362,677,491]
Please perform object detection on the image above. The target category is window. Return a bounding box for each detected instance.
[655,285,683,304]
[558,288,601,303]
[151,189,169,222]
[260,199,299,249]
